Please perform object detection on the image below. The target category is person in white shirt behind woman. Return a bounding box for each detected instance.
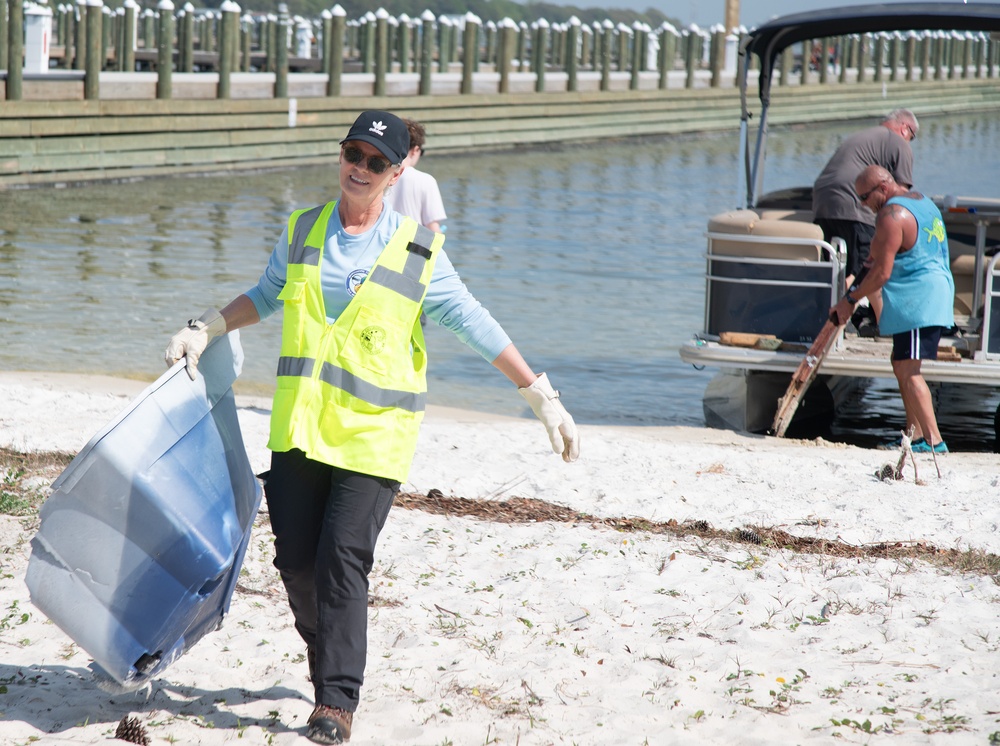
[385,118,447,233]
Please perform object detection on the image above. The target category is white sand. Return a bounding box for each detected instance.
[1,373,999,745]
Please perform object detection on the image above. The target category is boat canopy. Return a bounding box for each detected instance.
[737,2,1000,207]
[746,3,1000,106]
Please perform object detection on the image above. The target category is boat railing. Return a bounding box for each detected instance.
[976,252,1000,361]
[937,198,1000,319]
[703,209,844,344]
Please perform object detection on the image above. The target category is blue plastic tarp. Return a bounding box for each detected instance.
[26,332,263,689]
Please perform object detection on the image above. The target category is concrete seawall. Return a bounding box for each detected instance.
[3,78,999,189]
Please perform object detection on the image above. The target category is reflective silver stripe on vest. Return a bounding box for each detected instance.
[288,205,326,266]
[368,265,425,303]
[319,362,426,412]
[412,224,434,254]
[277,356,426,413]
[366,223,435,302]
[277,355,316,379]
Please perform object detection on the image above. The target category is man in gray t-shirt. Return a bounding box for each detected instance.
[813,109,918,334]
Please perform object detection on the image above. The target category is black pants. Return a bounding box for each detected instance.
[814,218,876,280]
[262,449,399,712]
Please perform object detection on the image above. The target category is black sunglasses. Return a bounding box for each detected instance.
[342,145,392,175]
[858,181,886,203]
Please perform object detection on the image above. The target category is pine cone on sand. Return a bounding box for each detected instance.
[115,715,151,745]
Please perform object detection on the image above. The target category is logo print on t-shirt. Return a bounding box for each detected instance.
[923,217,946,244]
[346,268,369,296]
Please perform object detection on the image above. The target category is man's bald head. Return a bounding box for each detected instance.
[855,164,893,195]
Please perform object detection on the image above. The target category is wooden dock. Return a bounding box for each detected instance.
[3,78,1000,189]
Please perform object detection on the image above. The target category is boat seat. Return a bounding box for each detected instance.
[708,209,825,261]
[951,253,993,316]
[757,208,816,223]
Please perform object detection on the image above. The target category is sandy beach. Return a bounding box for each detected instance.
[1,371,999,745]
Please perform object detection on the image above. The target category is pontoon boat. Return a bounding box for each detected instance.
[678,3,1000,440]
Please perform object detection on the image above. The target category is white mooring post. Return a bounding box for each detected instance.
[25,2,55,73]
[295,15,311,58]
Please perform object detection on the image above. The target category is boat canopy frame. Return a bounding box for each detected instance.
[737,2,1000,208]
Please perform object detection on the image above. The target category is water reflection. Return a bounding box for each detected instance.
[1,112,999,449]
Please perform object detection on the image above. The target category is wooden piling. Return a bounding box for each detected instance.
[710,25,725,87]
[274,4,288,98]
[534,19,548,92]
[600,20,611,91]
[484,20,495,69]
[156,0,173,99]
[873,33,885,82]
[497,17,513,94]
[566,16,579,92]
[684,29,696,89]
[84,0,102,100]
[398,14,411,74]
[418,10,433,95]
[362,12,374,74]
[0,0,8,80]
[179,4,193,72]
[217,1,236,99]
[629,23,641,90]
[7,0,24,101]
[61,4,75,70]
[239,13,250,72]
[437,17,450,74]
[122,0,136,72]
[374,8,387,96]
[779,46,792,86]
[328,7,344,96]
[461,12,477,95]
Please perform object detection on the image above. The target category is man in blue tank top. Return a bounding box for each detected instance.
[830,165,955,455]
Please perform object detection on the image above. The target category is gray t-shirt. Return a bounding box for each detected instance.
[812,126,913,224]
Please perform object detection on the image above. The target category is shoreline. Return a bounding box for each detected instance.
[0,369,542,431]
[0,369,859,451]
[2,369,995,451]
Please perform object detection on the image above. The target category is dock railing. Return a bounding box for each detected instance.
[2,3,998,101]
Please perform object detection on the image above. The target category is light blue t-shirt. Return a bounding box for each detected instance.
[245,201,512,363]
[878,194,955,336]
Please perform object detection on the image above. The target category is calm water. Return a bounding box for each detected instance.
[2,111,999,449]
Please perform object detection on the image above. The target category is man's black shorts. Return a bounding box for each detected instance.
[891,326,945,361]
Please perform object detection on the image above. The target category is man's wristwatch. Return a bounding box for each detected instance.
[844,292,859,304]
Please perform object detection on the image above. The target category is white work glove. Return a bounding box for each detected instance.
[164,308,227,380]
[518,373,580,463]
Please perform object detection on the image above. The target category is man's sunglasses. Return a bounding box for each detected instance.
[342,145,393,174]
[858,180,886,203]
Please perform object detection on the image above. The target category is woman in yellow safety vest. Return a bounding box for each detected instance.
[165,110,579,745]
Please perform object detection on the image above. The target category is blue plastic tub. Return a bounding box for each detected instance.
[26,332,263,689]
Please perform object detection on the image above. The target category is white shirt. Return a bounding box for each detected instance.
[385,167,447,228]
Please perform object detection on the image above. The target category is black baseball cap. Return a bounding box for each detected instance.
[340,110,410,165]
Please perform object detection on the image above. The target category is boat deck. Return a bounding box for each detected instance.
[680,329,1000,387]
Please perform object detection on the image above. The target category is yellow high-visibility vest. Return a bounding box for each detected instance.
[267,201,443,482]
